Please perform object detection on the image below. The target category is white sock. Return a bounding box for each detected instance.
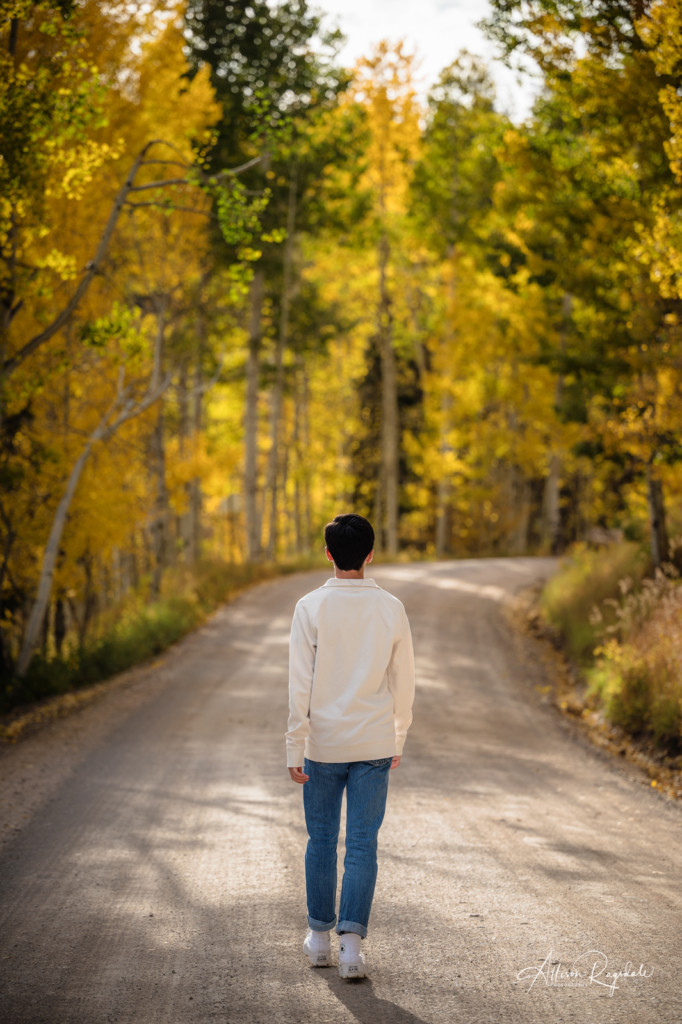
[339,932,362,956]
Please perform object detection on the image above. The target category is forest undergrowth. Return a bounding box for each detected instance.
[0,556,314,741]
[539,540,682,791]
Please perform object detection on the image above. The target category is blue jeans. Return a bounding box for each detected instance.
[303,757,392,938]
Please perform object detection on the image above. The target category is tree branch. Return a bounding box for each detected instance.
[3,141,156,377]
[215,153,266,177]
[2,141,265,379]
[129,178,191,192]
[127,202,209,216]
[140,159,191,170]
[102,371,172,441]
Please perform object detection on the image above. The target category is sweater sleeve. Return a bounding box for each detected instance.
[387,605,415,755]
[285,600,317,767]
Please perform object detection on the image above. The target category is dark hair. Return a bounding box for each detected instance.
[324,513,375,571]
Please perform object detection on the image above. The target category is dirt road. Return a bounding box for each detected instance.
[0,559,680,1024]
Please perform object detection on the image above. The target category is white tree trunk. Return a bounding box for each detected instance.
[244,269,264,562]
[435,391,453,558]
[378,232,399,556]
[646,462,669,569]
[188,311,204,564]
[542,292,571,554]
[15,374,170,678]
[265,171,297,561]
[435,250,457,557]
[149,400,169,600]
[543,452,561,553]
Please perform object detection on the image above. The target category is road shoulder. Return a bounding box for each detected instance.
[506,581,682,804]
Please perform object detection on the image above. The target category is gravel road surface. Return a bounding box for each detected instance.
[0,558,680,1024]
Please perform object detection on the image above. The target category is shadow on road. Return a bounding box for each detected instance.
[322,973,432,1024]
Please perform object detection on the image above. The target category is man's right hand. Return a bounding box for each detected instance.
[289,766,309,784]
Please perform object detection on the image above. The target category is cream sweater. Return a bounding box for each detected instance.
[286,577,415,767]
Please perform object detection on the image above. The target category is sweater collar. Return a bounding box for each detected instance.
[323,577,379,587]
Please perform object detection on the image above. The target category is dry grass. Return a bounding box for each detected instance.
[541,540,682,756]
[540,542,649,661]
[589,560,682,751]
[514,578,681,801]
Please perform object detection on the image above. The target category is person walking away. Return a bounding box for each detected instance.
[286,513,415,979]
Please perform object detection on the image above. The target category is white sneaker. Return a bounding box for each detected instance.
[303,928,332,967]
[338,932,367,979]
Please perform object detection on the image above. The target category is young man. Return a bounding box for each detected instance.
[286,513,415,979]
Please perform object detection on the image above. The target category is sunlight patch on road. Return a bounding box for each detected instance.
[376,566,508,601]
[417,651,480,690]
[416,674,449,691]
[426,576,508,603]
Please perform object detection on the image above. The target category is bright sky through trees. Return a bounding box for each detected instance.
[316,0,540,119]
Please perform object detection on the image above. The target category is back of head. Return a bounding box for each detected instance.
[324,513,375,571]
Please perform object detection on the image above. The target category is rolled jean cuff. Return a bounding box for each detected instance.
[337,919,367,938]
[308,914,336,932]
